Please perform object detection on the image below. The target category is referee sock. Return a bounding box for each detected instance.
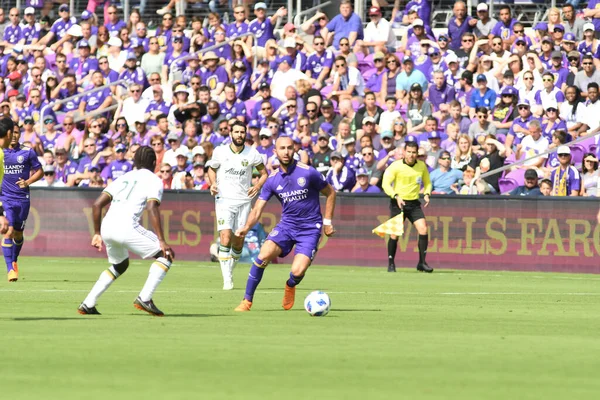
[244,258,266,302]
[83,267,120,308]
[218,245,232,282]
[139,257,171,302]
[418,234,428,264]
[2,238,14,272]
[387,238,398,265]
[286,272,304,288]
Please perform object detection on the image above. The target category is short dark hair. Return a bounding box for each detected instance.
[0,117,14,139]
[405,141,418,151]
[199,85,210,93]
[156,113,168,123]
[540,178,552,187]
[231,120,246,133]
[588,82,599,92]
[499,5,511,13]
[476,106,488,114]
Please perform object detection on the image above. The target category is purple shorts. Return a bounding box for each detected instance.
[2,200,30,231]
[267,224,321,260]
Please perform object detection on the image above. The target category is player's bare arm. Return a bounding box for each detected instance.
[147,200,174,262]
[235,199,268,238]
[320,184,337,237]
[0,203,7,235]
[91,192,112,252]
[247,164,268,198]
[17,167,43,189]
[207,166,218,196]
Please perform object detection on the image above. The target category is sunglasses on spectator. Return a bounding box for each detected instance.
[306,109,316,113]
[314,42,324,46]
[44,172,54,176]
[336,63,346,68]
[518,106,530,110]
[339,42,349,47]
[387,59,397,64]
[362,152,372,156]
[542,78,554,82]
[287,104,296,108]
[583,62,593,65]
[568,57,579,62]
[477,115,487,119]
[514,30,524,34]
[523,76,533,80]
[299,123,308,128]
[439,157,451,160]
[558,154,570,157]
[259,135,270,140]
[168,139,177,143]
[160,169,171,173]
[546,108,557,113]
[151,142,163,146]
[374,59,383,63]
[318,138,328,141]
[462,39,473,43]
[84,144,95,148]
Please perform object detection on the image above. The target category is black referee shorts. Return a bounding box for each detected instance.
[390,198,425,224]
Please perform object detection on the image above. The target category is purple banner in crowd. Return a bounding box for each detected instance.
[24,189,600,273]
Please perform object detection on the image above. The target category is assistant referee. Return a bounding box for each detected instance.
[382,141,433,273]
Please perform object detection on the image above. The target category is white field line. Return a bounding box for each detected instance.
[0,289,599,296]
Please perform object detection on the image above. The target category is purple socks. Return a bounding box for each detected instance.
[286,272,304,288]
[244,259,266,302]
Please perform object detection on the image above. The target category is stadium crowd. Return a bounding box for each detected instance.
[1,0,600,197]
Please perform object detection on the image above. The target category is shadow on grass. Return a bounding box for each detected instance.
[5,317,97,321]
[333,309,382,312]
[129,313,228,318]
[23,280,96,283]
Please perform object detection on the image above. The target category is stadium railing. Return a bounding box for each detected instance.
[38,79,127,136]
[293,1,333,27]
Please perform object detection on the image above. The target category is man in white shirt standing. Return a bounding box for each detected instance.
[355,6,396,55]
[515,120,549,173]
[207,121,268,290]
[118,83,149,133]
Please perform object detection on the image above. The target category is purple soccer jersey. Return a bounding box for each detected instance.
[306,50,334,78]
[220,99,247,120]
[226,21,248,39]
[3,24,22,45]
[56,160,79,183]
[259,161,329,258]
[50,17,76,40]
[105,20,127,37]
[2,146,42,201]
[69,57,99,81]
[119,67,148,88]
[84,87,111,112]
[248,18,275,47]
[21,23,41,45]
[106,160,133,181]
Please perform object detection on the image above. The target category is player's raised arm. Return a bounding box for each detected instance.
[147,199,174,262]
[320,184,337,237]
[91,192,112,251]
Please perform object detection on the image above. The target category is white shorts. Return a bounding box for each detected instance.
[215,199,251,232]
[101,222,161,264]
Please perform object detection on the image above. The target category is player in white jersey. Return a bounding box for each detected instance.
[78,146,175,316]
[207,121,267,290]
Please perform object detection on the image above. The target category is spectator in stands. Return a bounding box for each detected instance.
[300,10,328,37]
[492,85,518,136]
[312,131,333,176]
[406,83,432,134]
[541,102,568,142]
[355,92,383,133]
[550,146,581,196]
[506,169,542,196]
[469,106,496,146]
[473,134,506,194]
[581,153,600,196]
[391,117,407,146]
[473,3,497,39]
[429,70,456,120]
[358,145,382,186]
[430,150,462,194]
[352,167,381,193]
[321,0,364,50]
[314,99,342,134]
[562,4,584,39]
[491,5,517,47]
[576,83,600,137]
[141,37,165,77]
[336,37,358,69]
[441,122,458,154]
[360,117,382,151]
[395,56,428,105]
[329,55,365,102]
[271,57,308,102]
[539,179,552,196]
[516,120,549,172]
[574,55,600,98]
[447,1,476,51]
[327,151,356,192]
[31,165,65,188]
[249,4,286,49]
[469,74,497,117]
[356,6,395,55]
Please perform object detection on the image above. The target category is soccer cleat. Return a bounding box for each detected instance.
[77,303,101,315]
[7,269,18,282]
[223,279,234,291]
[234,299,252,312]
[417,262,434,273]
[387,263,396,273]
[134,297,164,316]
[282,284,296,310]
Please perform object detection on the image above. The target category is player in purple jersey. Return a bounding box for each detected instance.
[0,118,14,268]
[1,123,43,282]
[234,136,336,312]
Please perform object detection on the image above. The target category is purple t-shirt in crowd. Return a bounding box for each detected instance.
[69,57,99,80]
[428,83,456,112]
[490,18,518,41]
[105,159,133,181]
[325,12,364,50]
[226,21,248,39]
[306,50,334,78]
[84,87,111,112]
[220,99,247,120]
[105,20,127,37]
[119,67,148,88]
[447,16,474,51]
[3,24,22,44]
[202,66,229,91]
[56,160,79,183]
[550,166,581,194]
[248,18,275,47]
[145,100,171,127]
[354,185,381,193]
[51,17,76,40]
[21,23,40,45]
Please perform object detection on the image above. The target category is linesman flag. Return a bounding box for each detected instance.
[372,213,404,237]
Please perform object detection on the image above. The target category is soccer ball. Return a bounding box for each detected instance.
[304,291,331,316]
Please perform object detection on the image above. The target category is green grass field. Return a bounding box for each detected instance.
[2,257,600,400]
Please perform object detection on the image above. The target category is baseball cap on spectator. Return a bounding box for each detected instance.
[557,146,571,155]
[551,51,562,59]
[259,82,270,91]
[553,24,565,32]
[356,168,369,177]
[284,22,295,32]
[461,70,473,84]
[428,47,440,56]
[167,132,180,142]
[115,143,127,152]
[524,169,538,180]
[402,56,413,64]
[254,2,267,10]
[283,37,296,48]
[43,115,56,124]
[476,74,487,82]
[176,147,190,158]
[373,51,385,61]
[568,50,580,59]
[172,35,184,43]
[59,4,69,12]
[410,82,422,91]
[203,51,219,62]
[514,36,526,44]
[193,161,205,168]
[24,7,35,15]
[78,39,90,48]
[428,131,440,140]
[476,3,488,11]
[331,151,344,160]
[368,6,382,16]
[54,147,67,155]
[279,55,293,65]
[174,84,188,94]
[584,22,595,32]
[249,119,260,129]
[545,101,559,111]
[563,33,576,42]
[362,116,375,125]
[343,137,355,145]
[43,165,55,173]
[411,19,424,28]
[258,58,270,65]
[23,115,34,124]
[126,51,136,60]
[317,132,330,141]
[321,99,333,108]
[437,32,449,41]
[6,89,18,99]
[501,85,517,96]
[534,22,548,31]
[445,53,458,64]
[201,115,213,124]
[321,122,334,135]
[134,115,147,124]
[66,24,83,37]
[89,165,101,172]
[405,135,418,143]
[16,94,26,102]
[517,99,530,107]
[81,10,92,20]
[503,70,514,79]
[260,128,273,138]
[192,146,205,156]
[381,130,394,139]
[541,36,553,44]
[107,37,122,47]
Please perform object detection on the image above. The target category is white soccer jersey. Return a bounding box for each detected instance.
[103,168,164,226]
[209,145,264,204]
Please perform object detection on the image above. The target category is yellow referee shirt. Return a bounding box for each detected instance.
[382,159,432,201]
